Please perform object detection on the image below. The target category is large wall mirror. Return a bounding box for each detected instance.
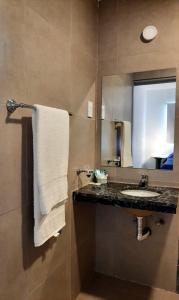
[101,68,176,170]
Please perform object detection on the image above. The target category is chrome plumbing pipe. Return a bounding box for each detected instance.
[137,216,151,241]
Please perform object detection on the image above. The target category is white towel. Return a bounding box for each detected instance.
[34,184,66,247]
[121,121,133,168]
[32,104,69,247]
[33,105,69,214]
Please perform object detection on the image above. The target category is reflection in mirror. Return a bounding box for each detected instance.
[101,69,176,170]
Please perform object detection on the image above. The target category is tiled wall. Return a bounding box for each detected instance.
[2,0,179,298]
[97,0,179,187]
[96,0,179,292]
[0,1,98,300]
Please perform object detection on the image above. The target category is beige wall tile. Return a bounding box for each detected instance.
[23,5,71,110]
[71,239,95,300]
[69,116,96,190]
[97,0,179,292]
[71,0,98,60]
[28,262,70,300]
[71,202,95,254]
[0,0,98,299]
[95,206,178,291]
[0,209,28,300]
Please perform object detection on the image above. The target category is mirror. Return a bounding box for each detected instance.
[101,68,176,170]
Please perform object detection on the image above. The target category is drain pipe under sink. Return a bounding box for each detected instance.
[137,216,151,241]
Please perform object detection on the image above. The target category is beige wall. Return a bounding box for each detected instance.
[96,206,178,291]
[1,0,179,298]
[0,1,98,300]
[97,0,179,187]
[96,0,179,292]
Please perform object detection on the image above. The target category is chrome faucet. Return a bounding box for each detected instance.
[139,175,148,188]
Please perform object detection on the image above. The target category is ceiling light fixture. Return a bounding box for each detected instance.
[141,25,158,42]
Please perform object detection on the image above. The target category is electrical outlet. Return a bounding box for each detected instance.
[88,101,93,118]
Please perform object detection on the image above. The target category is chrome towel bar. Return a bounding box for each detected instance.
[6,99,72,115]
[7,99,35,113]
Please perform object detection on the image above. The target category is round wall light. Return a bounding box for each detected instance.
[141,25,158,42]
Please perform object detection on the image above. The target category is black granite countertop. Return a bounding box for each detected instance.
[73,182,179,214]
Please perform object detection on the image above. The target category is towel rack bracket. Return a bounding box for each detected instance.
[6,99,19,113]
[6,99,35,113]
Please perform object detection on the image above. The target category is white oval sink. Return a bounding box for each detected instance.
[121,189,160,198]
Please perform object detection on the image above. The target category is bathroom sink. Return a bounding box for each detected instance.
[121,189,160,198]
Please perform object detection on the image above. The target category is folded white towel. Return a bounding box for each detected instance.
[121,121,133,168]
[32,104,69,246]
[34,191,66,247]
[33,104,69,214]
